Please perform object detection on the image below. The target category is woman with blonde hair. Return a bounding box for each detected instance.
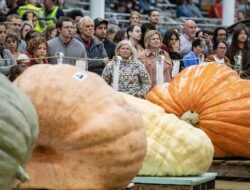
[138,30,172,88]
[102,40,151,98]
[129,11,141,25]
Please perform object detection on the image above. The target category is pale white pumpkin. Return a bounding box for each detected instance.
[123,93,214,176]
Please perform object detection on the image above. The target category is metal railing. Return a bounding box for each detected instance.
[62,0,223,30]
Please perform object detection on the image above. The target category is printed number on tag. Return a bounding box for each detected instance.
[73,72,87,81]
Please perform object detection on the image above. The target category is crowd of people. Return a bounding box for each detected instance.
[108,0,246,21]
[0,0,249,99]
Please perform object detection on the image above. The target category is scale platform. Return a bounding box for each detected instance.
[126,172,217,190]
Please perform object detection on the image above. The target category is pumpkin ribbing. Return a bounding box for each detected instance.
[0,74,38,189]
[14,64,146,190]
[147,63,250,158]
[123,93,214,176]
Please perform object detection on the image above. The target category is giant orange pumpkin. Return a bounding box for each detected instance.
[147,63,250,158]
[14,64,147,189]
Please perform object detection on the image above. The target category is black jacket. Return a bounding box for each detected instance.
[75,35,108,76]
[103,39,116,60]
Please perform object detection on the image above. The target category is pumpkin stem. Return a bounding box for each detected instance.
[181,110,199,127]
[15,165,30,182]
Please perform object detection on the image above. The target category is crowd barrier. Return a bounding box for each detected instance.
[2,52,242,90]
[55,53,242,88]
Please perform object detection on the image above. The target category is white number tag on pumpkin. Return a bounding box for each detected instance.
[73,72,87,81]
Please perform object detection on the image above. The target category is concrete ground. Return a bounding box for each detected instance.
[216,180,250,190]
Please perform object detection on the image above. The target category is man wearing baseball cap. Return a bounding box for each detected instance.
[94,17,116,60]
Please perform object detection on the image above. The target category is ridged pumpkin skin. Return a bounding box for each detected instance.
[147,62,250,158]
[14,64,146,190]
[0,74,38,190]
[123,94,214,176]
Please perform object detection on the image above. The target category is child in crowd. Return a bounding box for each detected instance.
[26,37,49,66]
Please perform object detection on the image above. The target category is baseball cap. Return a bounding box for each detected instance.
[94,18,109,29]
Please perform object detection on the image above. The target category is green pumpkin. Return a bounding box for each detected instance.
[0,74,39,190]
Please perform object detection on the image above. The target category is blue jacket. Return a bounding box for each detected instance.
[176,5,194,17]
[183,51,199,67]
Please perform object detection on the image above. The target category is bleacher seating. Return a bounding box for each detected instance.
[63,0,222,31]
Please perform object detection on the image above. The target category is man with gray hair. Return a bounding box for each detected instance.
[75,16,108,76]
[106,25,119,42]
